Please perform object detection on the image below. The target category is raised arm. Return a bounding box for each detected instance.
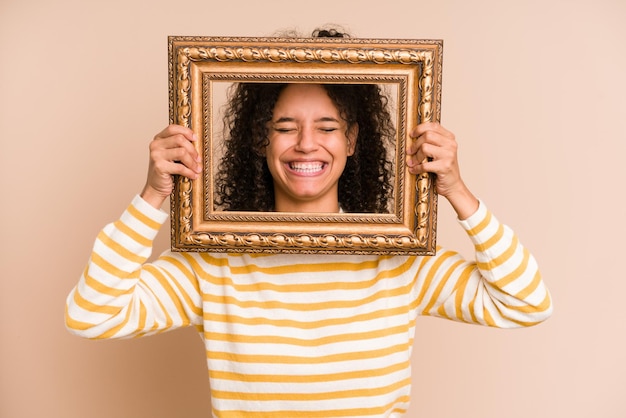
[406,123,552,327]
[65,125,204,339]
[406,122,478,220]
[141,124,203,208]
[412,202,552,327]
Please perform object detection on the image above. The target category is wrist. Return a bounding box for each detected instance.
[443,182,479,220]
[140,184,168,209]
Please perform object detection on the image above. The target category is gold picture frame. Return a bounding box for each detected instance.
[168,36,442,254]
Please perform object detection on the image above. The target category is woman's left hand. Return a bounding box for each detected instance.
[406,122,478,219]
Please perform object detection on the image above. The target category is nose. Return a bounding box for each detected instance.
[294,126,318,153]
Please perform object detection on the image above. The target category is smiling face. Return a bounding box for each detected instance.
[265,84,357,213]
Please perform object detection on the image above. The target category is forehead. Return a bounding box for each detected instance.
[273,84,340,115]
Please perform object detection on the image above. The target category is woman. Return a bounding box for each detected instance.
[214,82,395,213]
[65,34,552,418]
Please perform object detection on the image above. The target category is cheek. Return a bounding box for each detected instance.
[342,137,356,157]
[264,137,275,157]
[264,142,284,171]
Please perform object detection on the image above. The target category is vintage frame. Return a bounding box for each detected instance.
[168,36,442,254]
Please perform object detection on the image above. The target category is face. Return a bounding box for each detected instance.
[265,84,357,213]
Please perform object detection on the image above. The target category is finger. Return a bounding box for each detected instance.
[155,126,201,162]
[407,157,445,176]
[160,135,201,161]
[407,158,429,175]
[418,141,442,161]
[155,124,198,142]
[406,139,419,156]
[161,159,201,180]
[407,123,449,156]
[152,146,203,175]
[409,122,452,139]
[151,131,202,166]
[406,132,426,156]
[406,143,439,171]
[151,152,201,182]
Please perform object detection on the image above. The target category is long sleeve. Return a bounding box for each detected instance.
[411,200,552,328]
[65,195,203,339]
[64,196,552,415]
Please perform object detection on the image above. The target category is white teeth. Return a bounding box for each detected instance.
[290,162,324,173]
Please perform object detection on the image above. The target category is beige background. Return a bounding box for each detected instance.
[1,0,625,417]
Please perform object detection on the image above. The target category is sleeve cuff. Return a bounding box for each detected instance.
[131,194,169,224]
[457,199,488,231]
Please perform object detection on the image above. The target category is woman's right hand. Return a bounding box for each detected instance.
[140,125,203,209]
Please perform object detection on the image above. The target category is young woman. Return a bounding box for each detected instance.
[214,82,395,213]
[65,31,552,418]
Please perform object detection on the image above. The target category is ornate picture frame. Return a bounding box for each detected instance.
[168,36,442,254]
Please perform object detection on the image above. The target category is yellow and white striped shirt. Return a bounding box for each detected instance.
[65,196,552,417]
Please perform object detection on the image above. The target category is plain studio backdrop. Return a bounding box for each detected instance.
[1,0,624,417]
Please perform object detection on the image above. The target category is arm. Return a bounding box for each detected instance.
[413,201,552,327]
[406,122,478,220]
[65,125,204,338]
[65,196,204,338]
[141,124,203,209]
[407,123,552,327]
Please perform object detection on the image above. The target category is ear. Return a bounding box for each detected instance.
[256,134,269,157]
[347,123,358,156]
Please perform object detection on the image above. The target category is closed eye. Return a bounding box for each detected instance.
[273,127,296,133]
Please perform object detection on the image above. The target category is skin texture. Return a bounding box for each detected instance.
[265,84,357,212]
[406,122,478,219]
[141,117,478,220]
[140,124,202,208]
[214,82,394,213]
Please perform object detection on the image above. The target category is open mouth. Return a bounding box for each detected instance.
[288,161,326,174]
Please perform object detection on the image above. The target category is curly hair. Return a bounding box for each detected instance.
[214,82,395,213]
[214,28,395,213]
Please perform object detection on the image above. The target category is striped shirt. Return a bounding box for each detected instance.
[65,195,552,417]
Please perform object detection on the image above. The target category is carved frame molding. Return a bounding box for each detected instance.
[168,36,442,254]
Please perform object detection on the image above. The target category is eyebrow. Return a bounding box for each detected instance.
[273,116,342,124]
